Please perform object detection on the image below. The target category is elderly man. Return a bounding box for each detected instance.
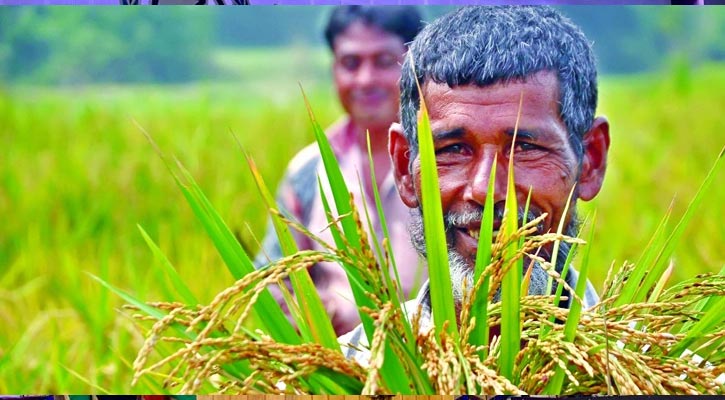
[341,5,610,359]
[254,6,425,335]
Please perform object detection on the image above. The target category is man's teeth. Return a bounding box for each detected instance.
[466,229,499,240]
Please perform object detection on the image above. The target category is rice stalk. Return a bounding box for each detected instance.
[126,192,725,393]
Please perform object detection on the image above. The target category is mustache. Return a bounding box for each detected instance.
[444,201,543,232]
[409,205,581,273]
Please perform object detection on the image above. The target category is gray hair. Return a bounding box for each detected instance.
[400,6,598,166]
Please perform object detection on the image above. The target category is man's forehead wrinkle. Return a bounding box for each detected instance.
[439,76,568,144]
[424,74,559,113]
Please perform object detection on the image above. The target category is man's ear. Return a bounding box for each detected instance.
[389,122,419,208]
[577,116,610,201]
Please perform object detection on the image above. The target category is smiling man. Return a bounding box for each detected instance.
[255,6,424,335]
[341,5,610,360]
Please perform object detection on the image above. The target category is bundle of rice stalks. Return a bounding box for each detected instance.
[98,93,725,395]
[122,206,725,394]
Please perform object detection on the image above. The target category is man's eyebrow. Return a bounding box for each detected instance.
[432,127,465,141]
[504,128,538,140]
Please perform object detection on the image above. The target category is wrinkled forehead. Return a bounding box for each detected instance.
[420,69,561,98]
[419,70,562,117]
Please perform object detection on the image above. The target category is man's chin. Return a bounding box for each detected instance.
[448,250,553,301]
[447,249,475,302]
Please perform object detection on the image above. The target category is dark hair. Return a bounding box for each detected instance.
[400,6,598,165]
[324,6,424,51]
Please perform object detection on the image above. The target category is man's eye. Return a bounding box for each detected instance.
[375,53,398,69]
[514,142,542,152]
[339,56,361,71]
[436,144,467,155]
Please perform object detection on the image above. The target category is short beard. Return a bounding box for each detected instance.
[408,206,580,304]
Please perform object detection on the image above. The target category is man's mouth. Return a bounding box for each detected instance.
[459,215,544,243]
[465,227,500,241]
[352,89,388,105]
[463,218,502,240]
[444,204,546,260]
[468,229,480,240]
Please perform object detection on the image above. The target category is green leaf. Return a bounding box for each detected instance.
[137,224,198,306]
[137,122,300,346]
[365,132,406,313]
[173,161,301,345]
[304,90,414,394]
[245,150,338,351]
[88,272,169,322]
[669,296,725,358]
[612,201,673,306]
[545,185,577,297]
[544,211,596,394]
[300,88,376,330]
[541,190,583,339]
[92,272,253,383]
[470,154,497,355]
[499,92,524,382]
[412,61,459,340]
[520,187,533,295]
[632,146,725,305]
[674,265,725,336]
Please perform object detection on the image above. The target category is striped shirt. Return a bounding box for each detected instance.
[254,116,424,335]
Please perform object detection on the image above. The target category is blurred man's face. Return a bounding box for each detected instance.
[332,21,406,132]
[390,71,609,300]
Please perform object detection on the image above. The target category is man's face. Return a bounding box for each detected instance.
[390,71,609,298]
[332,21,406,132]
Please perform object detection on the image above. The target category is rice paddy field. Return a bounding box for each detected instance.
[1,50,723,393]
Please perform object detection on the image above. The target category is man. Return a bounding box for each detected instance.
[254,6,425,335]
[341,6,609,361]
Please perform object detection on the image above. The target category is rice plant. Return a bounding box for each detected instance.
[97,83,725,394]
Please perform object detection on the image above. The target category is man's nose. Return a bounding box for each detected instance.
[464,150,508,206]
[355,61,375,86]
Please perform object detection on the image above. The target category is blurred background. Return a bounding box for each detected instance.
[1,6,724,393]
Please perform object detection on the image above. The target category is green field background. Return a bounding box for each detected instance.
[1,46,724,392]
